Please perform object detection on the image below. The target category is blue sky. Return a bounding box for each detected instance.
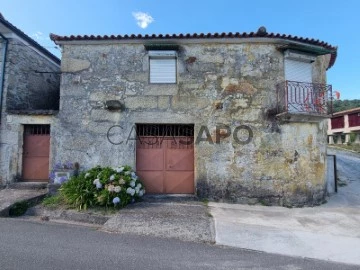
[1,0,359,99]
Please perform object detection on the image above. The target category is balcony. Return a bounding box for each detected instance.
[277,81,332,116]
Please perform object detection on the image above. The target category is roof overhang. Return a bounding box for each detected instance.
[50,30,338,70]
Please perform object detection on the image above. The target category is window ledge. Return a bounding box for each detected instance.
[143,84,178,96]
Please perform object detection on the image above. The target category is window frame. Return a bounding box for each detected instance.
[148,50,177,84]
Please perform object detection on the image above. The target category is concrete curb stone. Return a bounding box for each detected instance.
[25,205,110,225]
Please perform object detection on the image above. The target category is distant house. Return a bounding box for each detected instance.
[328,107,360,144]
[0,13,60,185]
[48,27,337,206]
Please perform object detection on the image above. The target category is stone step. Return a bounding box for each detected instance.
[7,182,48,190]
[142,194,199,203]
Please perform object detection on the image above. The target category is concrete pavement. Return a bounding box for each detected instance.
[209,147,360,266]
[102,198,214,243]
[0,188,47,216]
[2,147,359,266]
[209,203,360,265]
[2,218,355,270]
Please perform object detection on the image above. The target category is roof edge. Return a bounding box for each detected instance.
[0,16,60,65]
[333,107,360,116]
[49,30,337,69]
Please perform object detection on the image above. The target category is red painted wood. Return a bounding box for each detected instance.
[22,133,50,181]
[348,113,360,128]
[136,135,194,194]
[331,116,344,129]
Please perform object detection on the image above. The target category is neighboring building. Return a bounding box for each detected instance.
[49,27,337,207]
[0,13,60,186]
[328,107,360,144]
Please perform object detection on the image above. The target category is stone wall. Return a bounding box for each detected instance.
[53,41,330,206]
[5,39,60,110]
[0,37,60,185]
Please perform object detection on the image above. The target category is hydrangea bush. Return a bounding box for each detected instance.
[60,165,145,210]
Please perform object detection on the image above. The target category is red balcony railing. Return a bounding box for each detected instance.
[277,81,332,115]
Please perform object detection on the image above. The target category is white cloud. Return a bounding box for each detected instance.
[132,11,154,29]
[31,31,49,41]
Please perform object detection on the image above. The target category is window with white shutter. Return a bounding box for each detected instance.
[284,50,315,83]
[285,59,312,83]
[284,50,316,112]
[149,51,177,84]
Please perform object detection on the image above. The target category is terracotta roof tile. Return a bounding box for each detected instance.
[49,27,337,69]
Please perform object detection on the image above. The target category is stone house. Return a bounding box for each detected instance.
[49,27,337,206]
[0,14,60,186]
[328,107,360,144]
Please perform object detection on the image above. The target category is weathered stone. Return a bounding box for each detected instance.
[158,96,170,110]
[90,109,122,122]
[0,35,60,185]
[144,84,178,96]
[61,57,91,72]
[125,96,158,109]
[221,77,258,96]
[5,39,59,111]
[171,96,210,111]
[26,38,333,207]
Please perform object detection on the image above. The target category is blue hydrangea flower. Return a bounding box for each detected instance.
[95,182,102,189]
[59,176,68,184]
[113,197,120,205]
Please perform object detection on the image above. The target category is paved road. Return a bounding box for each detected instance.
[326,147,360,207]
[0,218,357,270]
[209,148,360,265]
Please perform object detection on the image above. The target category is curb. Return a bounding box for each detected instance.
[0,193,47,217]
[328,145,360,157]
[25,206,110,225]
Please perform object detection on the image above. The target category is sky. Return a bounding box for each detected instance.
[1,0,359,99]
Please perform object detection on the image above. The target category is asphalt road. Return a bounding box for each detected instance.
[326,147,360,207]
[0,218,357,270]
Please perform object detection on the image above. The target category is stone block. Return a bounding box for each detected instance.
[144,84,178,96]
[125,96,158,110]
[158,96,170,110]
[171,96,210,111]
[61,58,91,72]
[90,109,122,122]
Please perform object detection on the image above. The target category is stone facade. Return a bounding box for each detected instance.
[4,39,60,111]
[51,36,333,206]
[0,33,60,185]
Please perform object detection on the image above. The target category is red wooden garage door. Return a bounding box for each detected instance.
[22,125,50,182]
[136,124,194,194]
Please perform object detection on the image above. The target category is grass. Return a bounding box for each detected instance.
[9,201,29,216]
[86,206,119,215]
[258,199,271,206]
[201,198,209,206]
[330,144,360,153]
[337,179,348,187]
[42,195,64,208]
[41,195,119,215]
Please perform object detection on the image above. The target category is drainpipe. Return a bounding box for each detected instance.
[0,33,8,124]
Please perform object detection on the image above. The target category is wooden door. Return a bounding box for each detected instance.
[136,124,194,194]
[22,125,50,182]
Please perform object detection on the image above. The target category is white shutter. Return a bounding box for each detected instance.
[150,58,176,83]
[285,59,312,83]
[284,59,313,112]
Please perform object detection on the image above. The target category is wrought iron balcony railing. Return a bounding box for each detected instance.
[277,80,332,116]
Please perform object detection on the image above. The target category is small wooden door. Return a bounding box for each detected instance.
[136,124,194,194]
[22,125,50,182]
